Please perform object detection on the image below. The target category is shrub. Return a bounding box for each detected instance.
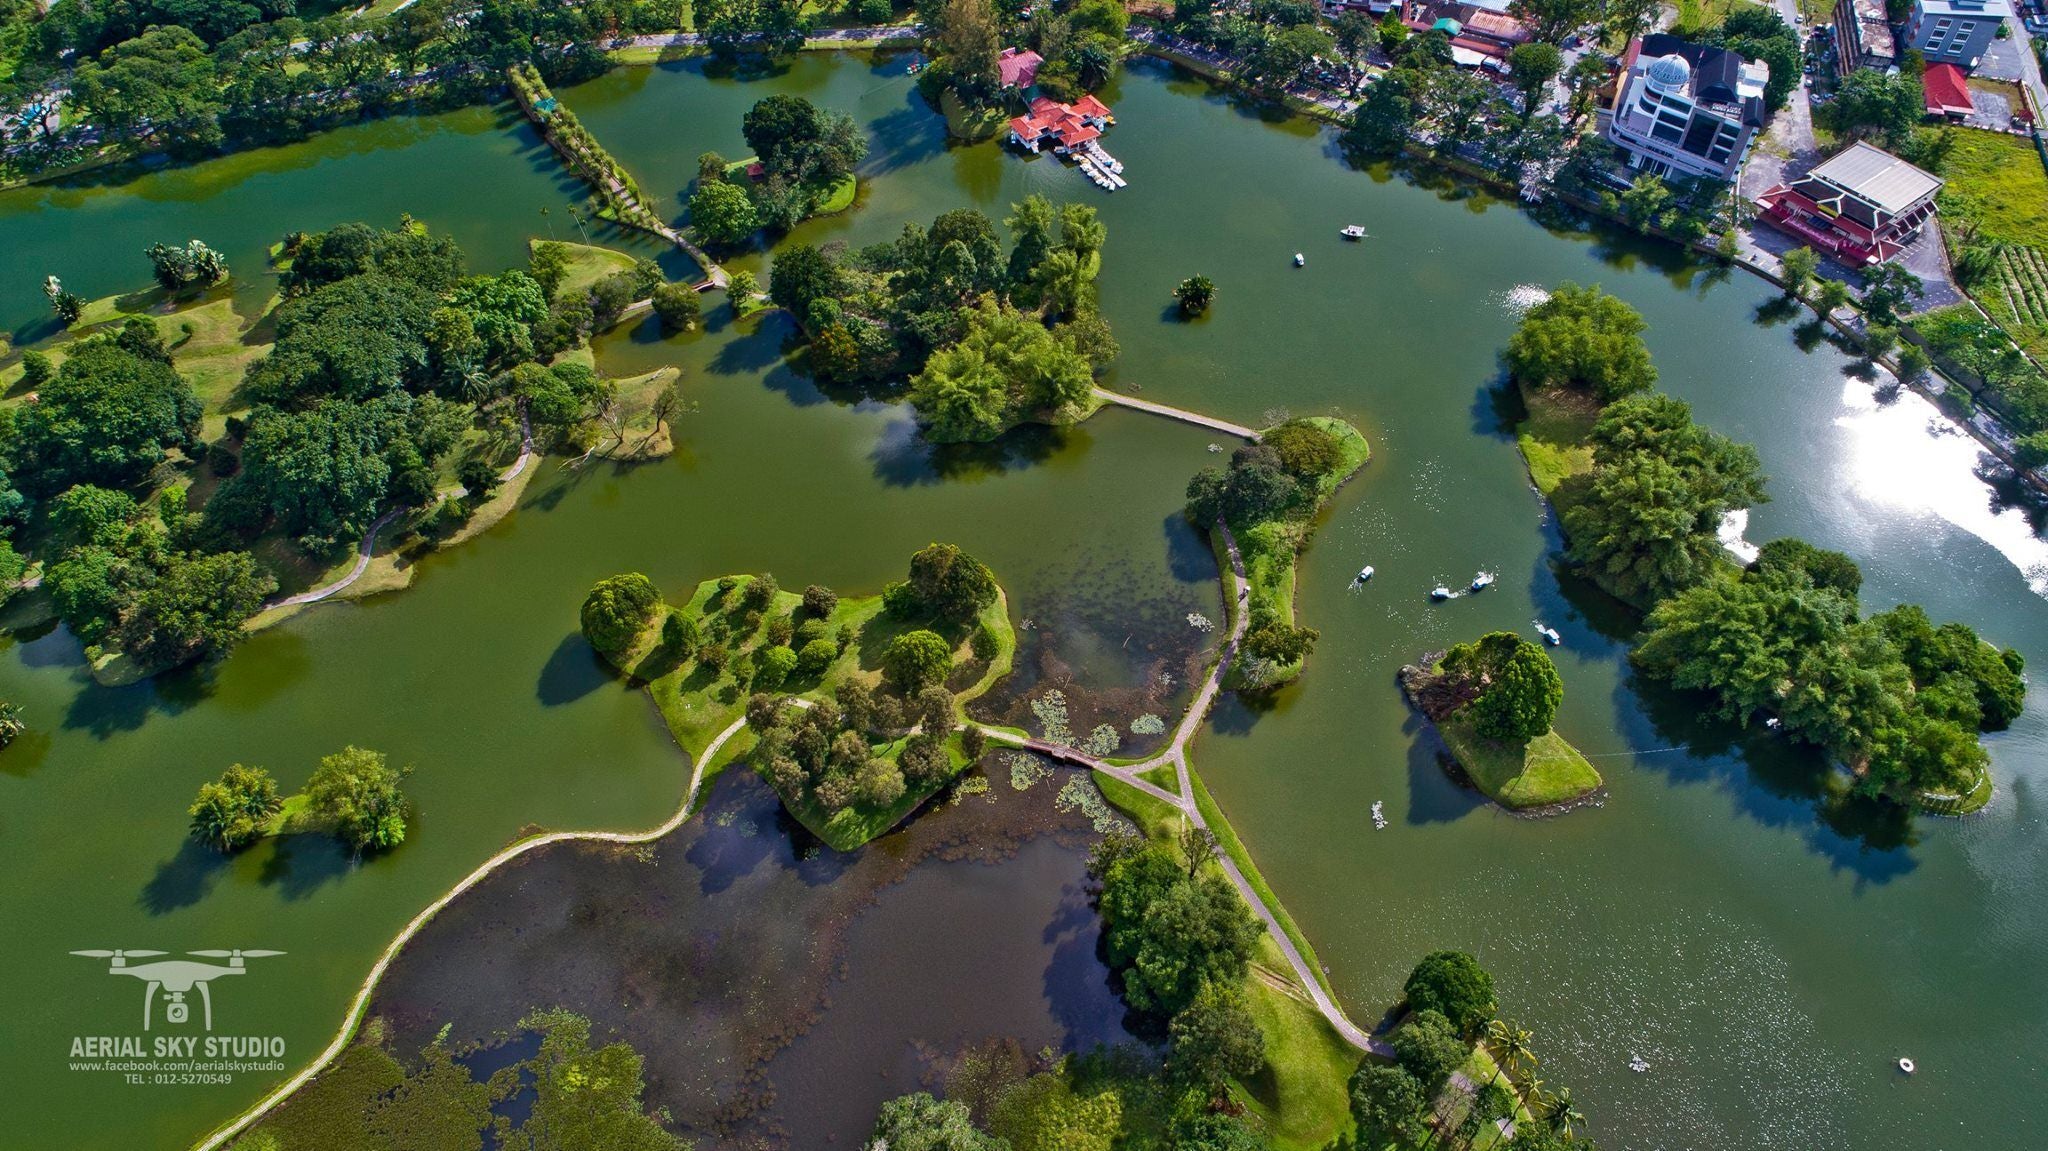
[651,281,703,332]
[741,572,780,610]
[886,629,954,691]
[766,614,794,646]
[754,645,798,690]
[796,637,837,676]
[802,583,839,618]
[662,612,700,652]
[970,622,1000,661]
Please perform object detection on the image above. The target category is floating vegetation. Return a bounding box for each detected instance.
[1083,724,1122,758]
[1008,752,1052,792]
[950,775,993,806]
[1187,612,1214,632]
[1130,714,1166,736]
[1031,690,1073,747]
[1056,775,1133,836]
[713,810,738,828]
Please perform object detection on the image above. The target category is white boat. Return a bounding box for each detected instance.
[1430,586,1453,601]
[1370,800,1387,829]
[1629,1054,1650,1073]
[1535,623,1561,646]
[1470,571,1495,592]
[1898,1057,1916,1074]
[1293,252,1306,267]
[1357,565,1374,582]
[1340,224,1367,239]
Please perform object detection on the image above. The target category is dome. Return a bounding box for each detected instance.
[1645,53,1692,92]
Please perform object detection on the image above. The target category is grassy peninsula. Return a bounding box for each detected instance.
[1187,416,1370,690]
[1401,633,1601,812]
[583,544,1016,851]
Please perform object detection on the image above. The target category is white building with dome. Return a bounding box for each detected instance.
[1599,34,1769,184]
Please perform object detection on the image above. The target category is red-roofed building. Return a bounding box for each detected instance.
[1921,62,1974,118]
[998,47,1043,89]
[1007,94,1114,153]
[1755,141,1944,264]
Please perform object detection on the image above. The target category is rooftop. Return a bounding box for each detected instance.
[1915,0,2014,16]
[1808,140,1944,211]
[1921,62,1974,113]
[1633,34,1769,125]
[998,46,1043,88]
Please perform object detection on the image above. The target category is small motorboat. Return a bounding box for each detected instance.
[1628,1053,1650,1073]
[1293,252,1306,267]
[1430,586,1453,601]
[1897,1057,1916,1074]
[1535,623,1561,646]
[1356,565,1374,582]
[1470,571,1496,592]
[1340,225,1367,239]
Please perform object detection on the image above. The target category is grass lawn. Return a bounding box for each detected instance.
[811,172,857,215]
[532,237,639,301]
[1513,383,1600,497]
[634,575,1017,850]
[1223,417,1370,688]
[1672,0,1766,33]
[1240,939,1362,1150]
[1434,705,1602,809]
[1936,127,2048,250]
[939,89,1009,141]
[1189,768,1338,1001]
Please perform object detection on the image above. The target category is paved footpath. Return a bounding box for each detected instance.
[1093,387,1261,441]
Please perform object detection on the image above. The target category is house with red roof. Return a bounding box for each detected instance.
[1007,94,1115,153]
[1920,62,1975,119]
[1755,141,1944,265]
[998,47,1043,89]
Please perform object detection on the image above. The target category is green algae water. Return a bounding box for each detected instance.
[0,52,2043,1149]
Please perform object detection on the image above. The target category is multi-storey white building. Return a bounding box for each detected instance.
[1600,34,1770,184]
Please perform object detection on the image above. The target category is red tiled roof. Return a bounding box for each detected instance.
[1921,63,1973,115]
[1463,10,1532,42]
[1072,93,1111,118]
[1058,123,1101,146]
[998,47,1043,88]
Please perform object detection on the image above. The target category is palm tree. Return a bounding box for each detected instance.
[1485,1018,1538,1094]
[1544,1086,1585,1140]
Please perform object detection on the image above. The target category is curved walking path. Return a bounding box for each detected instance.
[193,715,753,1151]
[980,521,1386,1057]
[260,420,535,612]
[1094,387,1260,441]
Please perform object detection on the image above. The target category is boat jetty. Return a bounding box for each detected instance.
[1006,93,1127,193]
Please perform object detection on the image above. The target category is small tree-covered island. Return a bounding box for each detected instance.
[1401,632,1602,812]
[582,543,1016,851]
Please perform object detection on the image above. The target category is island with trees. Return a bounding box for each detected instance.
[1185,417,1371,690]
[769,195,1118,441]
[188,746,415,858]
[689,93,867,250]
[2,217,688,684]
[1401,631,1601,812]
[1506,283,2025,812]
[580,543,1016,850]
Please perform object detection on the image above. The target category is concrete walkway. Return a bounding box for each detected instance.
[194,714,753,1151]
[1094,387,1261,441]
[983,521,1388,1057]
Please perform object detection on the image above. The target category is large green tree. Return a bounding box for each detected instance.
[306,745,412,853]
[581,573,662,660]
[188,763,284,853]
[1505,282,1656,401]
[869,1093,1005,1151]
[1167,981,1267,1095]
[13,341,203,496]
[906,542,999,621]
[1403,949,1496,1035]
[908,298,1094,441]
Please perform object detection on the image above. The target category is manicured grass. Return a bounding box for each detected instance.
[811,172,857,215]
[939,89,1008,141]
[532,237,639,301]
[1240,941,1362,1151]
[1434,705,1602,810]
[1513,383,1600,497]
[634,576,1016,850]
[1096,771,1185,841]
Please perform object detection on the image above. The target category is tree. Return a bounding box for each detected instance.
[1505,282,1655,400]
[1616,171,1674,234]
[1331,12,1379,89]
[1472,642,1563,739]
[68,26,225,152]
[146,239,230,292]
[530,240,571,299]
[1403,950,1496,1035]
[1815,277,1852,314]
[651,282,703,332]
[1167,981,1267,1095]
[1344,68,1423,155]
[116,550,275,668]
[1779,246,1819,299]
[1507,42,1562,113]
[1175,274,1216,316]
[1392,1007,1470,1089]
[1485,1017,1538,1093]
[1831,68,1923,142]
[802,583,839,618]
[754,644,798,690]
[1509,0,1601,41]
[1090,835,1260,1017]
[869,1092,1005,1151]
[45,275,83,325]
[907,542,999,621]
[742,94,867,187]
[1859,262,1924,326]
[13,341,203,496]
[581,573,662,659]
[690,180,762,248]
[306,746,412,853]
[188,764,284,852]
[1349,1064,1428,1147]
[886,629,954,691]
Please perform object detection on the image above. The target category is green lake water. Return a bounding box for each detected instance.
[0,51,2042,1149]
